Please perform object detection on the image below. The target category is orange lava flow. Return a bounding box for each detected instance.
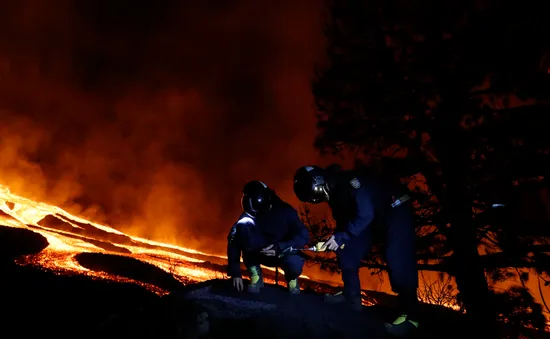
[0,185,223,293]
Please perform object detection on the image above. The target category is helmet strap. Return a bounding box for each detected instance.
[248,198,257,214]
[322,185,330,201]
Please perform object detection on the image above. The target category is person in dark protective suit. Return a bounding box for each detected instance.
[293,164,419,337]
[227,180,310,295]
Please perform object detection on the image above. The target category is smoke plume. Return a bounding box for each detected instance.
[0,0,327,252]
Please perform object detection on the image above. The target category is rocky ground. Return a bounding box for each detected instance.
[183,279,388,339]
[1,225,548,339]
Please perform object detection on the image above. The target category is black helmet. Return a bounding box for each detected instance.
[241,180,273,216]
[293,165,328,204]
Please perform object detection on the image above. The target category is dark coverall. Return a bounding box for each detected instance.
[226,200,310,281]
[328,170,419,317]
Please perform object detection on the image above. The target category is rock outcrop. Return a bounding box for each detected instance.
[0,226,49,260]
[182,279,388,339]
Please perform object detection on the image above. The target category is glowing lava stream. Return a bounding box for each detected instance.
[0,184,308,293]
[0,185,219,257]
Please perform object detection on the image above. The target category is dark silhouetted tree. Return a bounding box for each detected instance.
[311,0,550,335]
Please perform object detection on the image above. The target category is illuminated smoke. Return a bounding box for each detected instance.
[0,0,327,252]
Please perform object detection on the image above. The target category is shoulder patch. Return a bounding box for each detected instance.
[349,177,361,189]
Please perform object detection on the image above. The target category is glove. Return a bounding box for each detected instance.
[315,241,327,252]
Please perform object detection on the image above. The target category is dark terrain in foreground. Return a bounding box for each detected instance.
[1,226,548,338]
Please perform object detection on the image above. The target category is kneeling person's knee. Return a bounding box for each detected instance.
[281,255,304,280]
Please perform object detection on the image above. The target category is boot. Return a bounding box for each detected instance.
[247,265,264,293]
[323,291,362,312]
[385,314,419,337]
[287,278,300,295]
[324,291,346,303]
